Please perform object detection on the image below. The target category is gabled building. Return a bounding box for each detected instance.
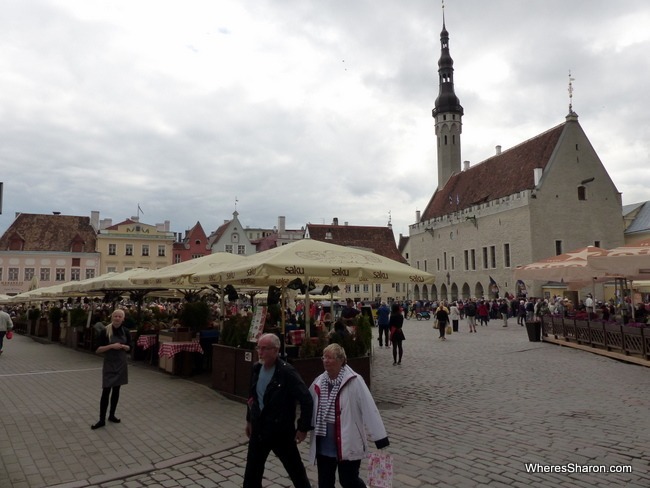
[251,216,305,252]
[172,222,210,264]
[97,217,175,273]
[305,219,409,302]
[408,17,625,301]
[623,202,650,244]
[0,212,99,295]
[207,210,255,256]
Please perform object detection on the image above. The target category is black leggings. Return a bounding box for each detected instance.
[392,340,403,362]
[99,386,121,420]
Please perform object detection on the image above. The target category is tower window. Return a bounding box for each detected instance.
[578,186,587,201]
[444,135,448,145]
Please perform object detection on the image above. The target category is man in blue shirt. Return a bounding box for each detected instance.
[376,301,391,347]
[244,333,313,488]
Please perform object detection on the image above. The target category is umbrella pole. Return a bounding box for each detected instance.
[304,277,311,340]
[280,286,287,359]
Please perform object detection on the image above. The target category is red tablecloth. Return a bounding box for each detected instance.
[136,334,158,350]
[158,341,204,358]
[288,330,305,345]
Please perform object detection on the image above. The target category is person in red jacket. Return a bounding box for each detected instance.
[477,300,490,326]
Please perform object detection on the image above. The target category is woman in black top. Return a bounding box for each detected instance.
[91,309,131,430]
[388,303,405,365]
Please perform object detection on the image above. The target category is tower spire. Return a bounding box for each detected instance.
[433,5,463,190]
[568,70,576,114]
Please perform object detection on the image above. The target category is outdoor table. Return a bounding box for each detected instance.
[158,341,204,376]
[136,334,158,350]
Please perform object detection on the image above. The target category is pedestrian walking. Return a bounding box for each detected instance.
[465,299,477,333]
[91,309,131,430]
[499,299,509,327]
[376,301,390,348]
[0,305,14,355]
[388,304,405,364]
[449,301,460,332]
[477,300,490,327]
[435,302,450,340]
[244,333,313,488]
[309,343,389,488]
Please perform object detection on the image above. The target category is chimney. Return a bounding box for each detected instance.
[496,145,502,155]
[332,217,339,226]
[415,210,421,222]
[533,167,543,186]
[53,211,61,215]
[164,220,170,232]
[91,211,100,230]
[344,221,348,226]
[463,161,470,171]
[278,216,286,233]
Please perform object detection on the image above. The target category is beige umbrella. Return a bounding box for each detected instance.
[188,239,435,341]
[129,252,247,287]
[8,282,75,303]
[61,269,167,295]
[513,246,613,283]
[588,239,650,280]
[189,238,435,287]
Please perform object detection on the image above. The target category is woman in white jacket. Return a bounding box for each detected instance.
[309,343,389,487]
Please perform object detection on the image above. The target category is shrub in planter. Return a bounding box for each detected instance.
[220,314,254,349]
[48,307,63,326]
[180,301,211,335]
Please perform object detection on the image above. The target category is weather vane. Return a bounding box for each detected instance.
[388,210,392,227]
[568,70,575,113]
[235,196,238,211]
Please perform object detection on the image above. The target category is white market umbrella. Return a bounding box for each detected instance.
[513,246,613,283]
[188,239,435,341]
[129,252,247,287]
[588,239,650,280]
[189,238,435,287]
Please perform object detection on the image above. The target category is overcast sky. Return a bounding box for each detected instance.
[1,0,649,241]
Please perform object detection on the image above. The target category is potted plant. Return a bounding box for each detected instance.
[212,314,257,401]
[180,300,211,337]
[67,307,88,349]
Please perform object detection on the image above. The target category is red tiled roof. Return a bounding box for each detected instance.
[420,122,565,221]
[0,213,97,252]
[306,224,406,263]
[254,234,279,252]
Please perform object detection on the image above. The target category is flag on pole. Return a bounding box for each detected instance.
[489,276,500,298]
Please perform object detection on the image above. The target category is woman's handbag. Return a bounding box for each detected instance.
[6,330,13,339]
[368,450,393,488]
[445,325,452,335]
[432,318,438,329]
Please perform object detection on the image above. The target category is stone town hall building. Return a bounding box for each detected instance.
[405,18,625,301]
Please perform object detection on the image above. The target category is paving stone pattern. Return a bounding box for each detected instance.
[1,316,649,487]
